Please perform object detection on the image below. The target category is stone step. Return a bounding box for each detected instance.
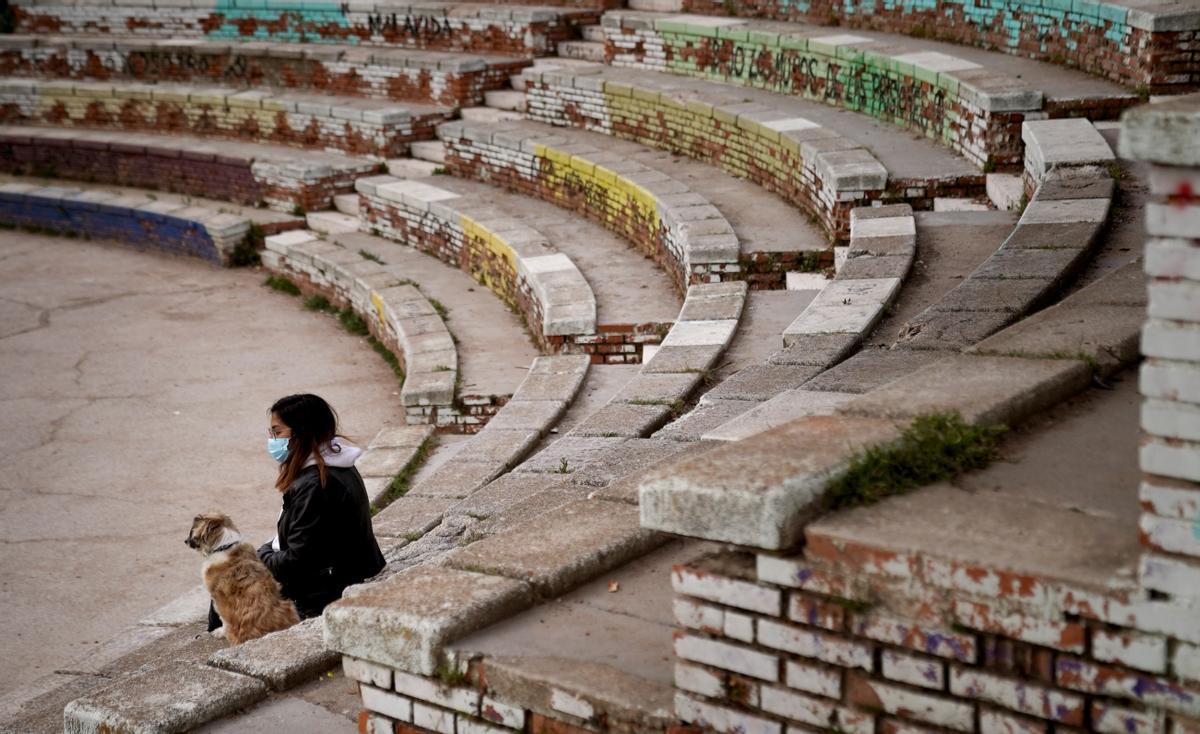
[581,23,606,42]
[0,125,376,215]
[0,34,530,108]
[0,177,296,266]
[483,89,527,111]
[555,40,606,62]
[14,2,604,58]
[0,78,450,158]
[305,211,360,235]
[626,0,684,10]
[409,140,447,164]
[600,12,1138,169]
[334,193,360,216]
[987,172,1025,212]
[458,106,525,123]
[386,158,443,179]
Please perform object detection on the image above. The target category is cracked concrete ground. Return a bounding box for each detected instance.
[0,233,399,697]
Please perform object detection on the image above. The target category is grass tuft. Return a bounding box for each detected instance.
[823,413,1005,511]
[264,275,301,296]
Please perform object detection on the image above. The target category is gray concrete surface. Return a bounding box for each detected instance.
[0,233,398,698]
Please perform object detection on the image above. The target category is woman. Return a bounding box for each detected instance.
[208,394,385,632]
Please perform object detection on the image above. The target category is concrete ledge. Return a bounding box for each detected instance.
[517,63,892,242]
[63,662,267,734]
[438,118,741,289]
[356,176,597,343]
[264,230,461,427]
[441,499,666,598]
[0,183,250,265]
[1120,93,1200,168]
[639,415,902,549]
[1023,119,1115,182]
[1,78,439,158]
[208,618,338,691]
[323,566,533,676]
[0,36,530,108]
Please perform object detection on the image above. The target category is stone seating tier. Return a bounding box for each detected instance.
[0,78,448,158]
[352,174,603,354]
[0,181,262,265]
[600,14,1124,171]
[437,118,745,293]
[12,1,601,56]
[0,126,378,213]
[666,0,1200,94]
[0,35,531,109]
[518,64,980,242]
[262,229,471,430]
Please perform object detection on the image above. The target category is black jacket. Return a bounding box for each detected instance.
[257,464,385,618]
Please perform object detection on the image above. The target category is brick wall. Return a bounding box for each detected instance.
[668,546,1199,734]
[670,0,1199,94]
[0,40,528,108]
[12,2,599,57]
[601,17,1072,172]
[1120,97,1200,609]
[439,123,741,294]
[0,80,441,158]
[0,183,250,264]
[0,129,376,213]
[521,69,980,244]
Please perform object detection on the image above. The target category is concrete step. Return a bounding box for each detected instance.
[409,140,446,164]
[933,197,992,212]
[484,89,527,112]
[459,106,524,123]
[987,172,1025,212]
[333,193,359,216]
[626,0,683,9]
[581,24,605,42]
[305,211,360,234]
[556,40,605,62]
[385,158,442,178]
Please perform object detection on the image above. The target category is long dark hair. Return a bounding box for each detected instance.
[271,394,340,492]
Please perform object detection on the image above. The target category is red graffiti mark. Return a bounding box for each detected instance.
[1172,180,1197,207]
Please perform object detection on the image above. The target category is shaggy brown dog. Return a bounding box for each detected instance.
[186,512,299,644]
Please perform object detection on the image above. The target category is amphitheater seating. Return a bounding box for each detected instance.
[354,174,599,349]
[659,0,1199,94]
[12,0,601,56]
[0,78,448,157]
[518,64,980,241]
[0,35,530,108]
[0,126,378,213]
[263,229,463,428]
[0,181,260,264]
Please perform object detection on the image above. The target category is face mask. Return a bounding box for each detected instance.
[267,437,290,463]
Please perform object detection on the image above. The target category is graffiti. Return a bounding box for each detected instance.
[684,42,948,138]
[365,13,453,37]
[123,50,250,80]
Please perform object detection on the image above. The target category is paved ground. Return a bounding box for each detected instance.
[0,233,399,698]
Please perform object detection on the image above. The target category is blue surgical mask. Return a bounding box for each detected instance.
[267,437,290,463]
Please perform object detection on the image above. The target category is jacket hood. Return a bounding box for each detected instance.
[304,437,362,469]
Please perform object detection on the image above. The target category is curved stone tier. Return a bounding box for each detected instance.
[0,181,256,264]
[438,118,742,292]
[666,0,1199,94]
[0,126,377,213]
[518,64,981,241]
[600,12,1140,169]
[0,35,530,108]
[353,174,600,351]
[0,78,449,158]
[12,1,599,56]
[263,229,465,429]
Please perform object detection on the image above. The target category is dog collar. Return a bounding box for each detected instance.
[210,540,240,555]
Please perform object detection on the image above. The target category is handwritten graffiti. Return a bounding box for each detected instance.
[364,13,453,37]
[683,42,949,138]
[123,50,250,80]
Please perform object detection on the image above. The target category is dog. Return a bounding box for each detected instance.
[186,512,299,644]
